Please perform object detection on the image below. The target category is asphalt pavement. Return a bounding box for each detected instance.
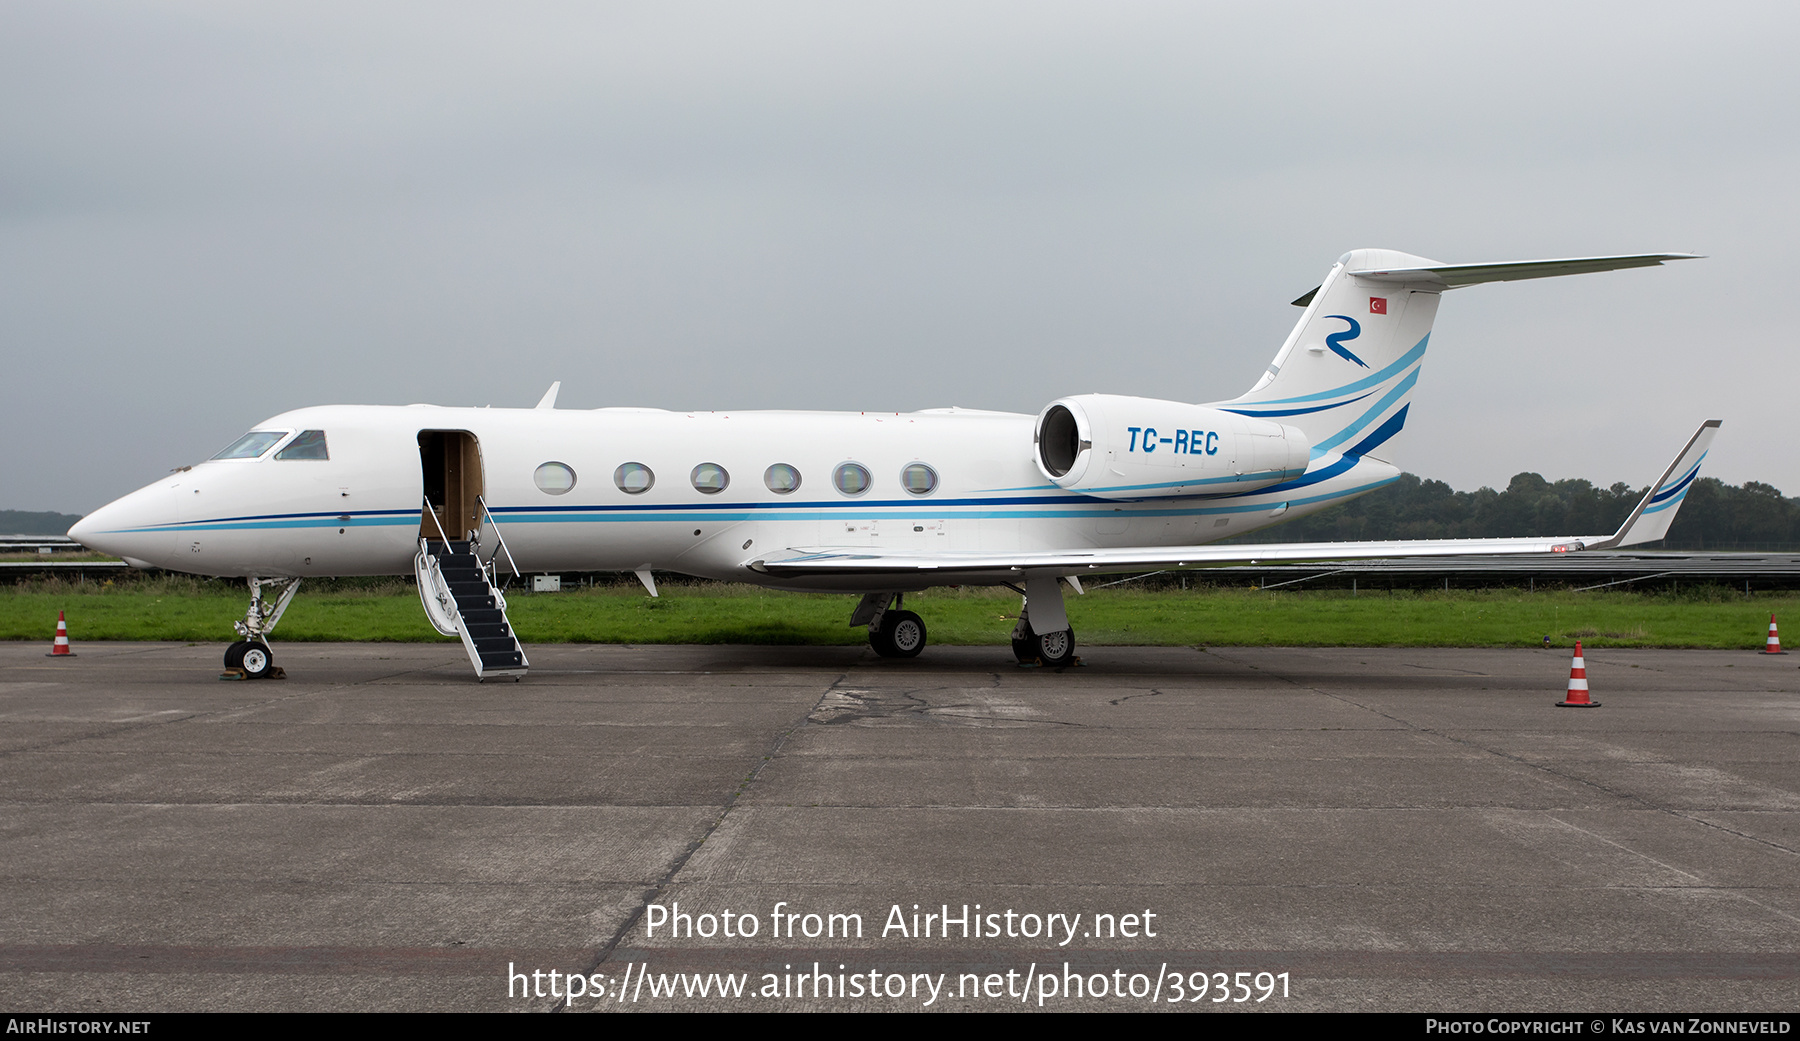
[2,640,1796,1012]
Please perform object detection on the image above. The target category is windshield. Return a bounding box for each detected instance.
[275,430,329,461]
[211,430,289,460]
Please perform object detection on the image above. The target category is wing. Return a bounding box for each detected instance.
[748,421,1721,581]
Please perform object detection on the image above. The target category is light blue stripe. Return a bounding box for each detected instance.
[1235,334,1430,406]
[1221,389,1378,418]
[1077,467,1308,495]
[109,467,1401,533]
[1650,454,1706,503]
[118,487,1391,531]
[1310,367,1420,457]
[110,516,421,534]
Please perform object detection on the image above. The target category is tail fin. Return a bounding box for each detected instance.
[1215,249,1443,463]
[1592,420,1722,548]
[1211,249,1701,463]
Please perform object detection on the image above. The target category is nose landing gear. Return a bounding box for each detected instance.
[223,577,300,678]
[224,639,277,678]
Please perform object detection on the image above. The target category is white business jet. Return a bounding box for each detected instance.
[70,248,1715,680]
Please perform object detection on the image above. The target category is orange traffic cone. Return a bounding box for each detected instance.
[46,611,75,658]
[1556,640,1598,707]
[1763,614,1786,655]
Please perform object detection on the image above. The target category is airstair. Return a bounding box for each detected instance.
[415,497,529,681]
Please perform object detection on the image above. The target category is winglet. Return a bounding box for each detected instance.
[1591,420,1722,549]
[535,381,562,409]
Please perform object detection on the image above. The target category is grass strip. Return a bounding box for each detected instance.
[2,576,1795,649]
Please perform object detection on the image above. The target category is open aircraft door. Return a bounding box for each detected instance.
[418,430,485,543]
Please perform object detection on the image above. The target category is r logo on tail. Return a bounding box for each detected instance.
[1323,315,1368,368]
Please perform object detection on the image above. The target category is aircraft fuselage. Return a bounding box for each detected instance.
[73,402,1394,592]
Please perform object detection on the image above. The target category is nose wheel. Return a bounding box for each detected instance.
[223,577,300,678]
[225,640,276,678]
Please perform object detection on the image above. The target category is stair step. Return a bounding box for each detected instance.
[422,536,527,679]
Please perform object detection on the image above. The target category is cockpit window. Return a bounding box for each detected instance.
[275,430,329,461]
[212,430,289,460]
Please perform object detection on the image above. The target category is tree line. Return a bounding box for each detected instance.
[1231,474,1799,551]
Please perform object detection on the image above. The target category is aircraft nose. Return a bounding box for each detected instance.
[66,512,97,542]
[69,481,183,568]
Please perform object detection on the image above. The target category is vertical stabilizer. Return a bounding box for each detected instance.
[1211,249,1445,463]
[1210,249,1699,467]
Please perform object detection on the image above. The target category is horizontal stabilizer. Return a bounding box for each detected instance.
[1349,253,1702,288]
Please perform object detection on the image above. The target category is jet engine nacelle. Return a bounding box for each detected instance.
[1034,394,1311,499]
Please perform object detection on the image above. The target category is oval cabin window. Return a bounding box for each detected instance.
[534,461,577,495]
[900,462,938,495]
[614,462,655,495]
[691,463,730,494]
[833,462,871,496]
[764,463,801,494]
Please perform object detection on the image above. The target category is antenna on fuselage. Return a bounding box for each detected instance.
[535,381,562,409]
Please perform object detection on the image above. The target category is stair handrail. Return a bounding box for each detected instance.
[421,496,455,547]
[475,495,522,581]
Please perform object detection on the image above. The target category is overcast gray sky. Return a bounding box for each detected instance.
[4,1,1795,514]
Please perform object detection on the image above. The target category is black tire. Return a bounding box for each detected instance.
[239,642,274,679]
[223,640,250,669]
[869,610,927,658]
[1011,633,1037,663]
[1034,628,1076,668]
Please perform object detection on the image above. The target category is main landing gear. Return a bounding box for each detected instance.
[1011,622,1077,668]
[848,571,1079,666]
[1009,571,1077,668]
[224,576,301,679]
[854,593,927,658]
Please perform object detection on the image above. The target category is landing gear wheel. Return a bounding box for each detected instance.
[888,610,926,658]
[239,642,274,679]
[1034,628,1076,668]
[1011,633,1037,663]
[869,610,927,658]
[223,640,250,670]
